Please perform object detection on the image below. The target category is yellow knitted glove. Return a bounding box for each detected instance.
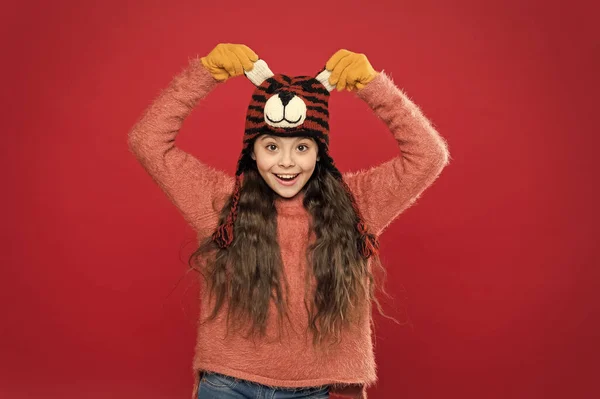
[325,49,378,91]
[200,43,259,81]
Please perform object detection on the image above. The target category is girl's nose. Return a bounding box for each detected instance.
[278,152,295,167]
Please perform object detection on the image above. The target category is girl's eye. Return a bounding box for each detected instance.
[265,144,309,152]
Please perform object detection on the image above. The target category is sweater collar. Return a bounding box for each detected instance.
[274,192,306,215]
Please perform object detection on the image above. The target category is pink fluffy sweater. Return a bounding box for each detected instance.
[127,57,450,398]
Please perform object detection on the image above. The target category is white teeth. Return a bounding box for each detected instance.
[276,174,298,179]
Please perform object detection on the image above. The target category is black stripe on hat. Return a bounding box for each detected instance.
[248,105,263,112]
[307,105,329,117]
[251,94,267,102]
[302,95,328,106]
[302,85,329,96]
[244,127,266,136]
[246,116,264,124]
[305,116,329,129]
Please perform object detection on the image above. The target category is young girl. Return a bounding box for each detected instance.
[128,43,450,399]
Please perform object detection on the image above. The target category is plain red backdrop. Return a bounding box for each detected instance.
[1,0,598,398]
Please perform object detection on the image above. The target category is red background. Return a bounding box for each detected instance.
[2,0,598,398]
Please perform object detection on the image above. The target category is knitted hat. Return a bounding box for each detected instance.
[211,59,379,259]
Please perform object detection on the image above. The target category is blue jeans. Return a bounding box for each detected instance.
[198,371,330,398]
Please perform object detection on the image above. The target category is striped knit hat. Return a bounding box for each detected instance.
[211,59,379,259]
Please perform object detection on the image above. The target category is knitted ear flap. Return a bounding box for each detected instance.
[357,220,380,259]
[212,173,243,249]
[338,179,380,259]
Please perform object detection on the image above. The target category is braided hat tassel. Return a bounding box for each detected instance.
[212,174,243,249]
[339,178,380,259]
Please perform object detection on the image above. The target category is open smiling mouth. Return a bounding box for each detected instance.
[273,173,300,184]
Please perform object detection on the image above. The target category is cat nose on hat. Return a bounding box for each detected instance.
[278,91,295,106]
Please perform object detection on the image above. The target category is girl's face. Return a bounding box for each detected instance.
[251,134,319,199]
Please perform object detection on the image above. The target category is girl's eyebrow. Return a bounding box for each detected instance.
[259,135,311,143]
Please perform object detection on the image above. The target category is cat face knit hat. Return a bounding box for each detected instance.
[211,59,379,259]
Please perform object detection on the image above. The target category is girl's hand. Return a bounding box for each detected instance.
[325,49,378,91]
[200,43,259,81]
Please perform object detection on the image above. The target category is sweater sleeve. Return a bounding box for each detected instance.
[127,56,235,234]
[342,72,451,236]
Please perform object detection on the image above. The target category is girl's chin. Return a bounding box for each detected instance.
[270,181,304,198]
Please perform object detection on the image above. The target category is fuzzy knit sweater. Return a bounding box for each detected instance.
[127,57,450,399]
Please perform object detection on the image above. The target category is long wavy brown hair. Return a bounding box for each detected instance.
[188,151,399,347]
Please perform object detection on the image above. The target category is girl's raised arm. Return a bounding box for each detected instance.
[336,53,450,236]
[127,44,258,233]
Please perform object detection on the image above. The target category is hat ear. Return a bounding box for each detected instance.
[315,68,335,92]
[244,59,275,86]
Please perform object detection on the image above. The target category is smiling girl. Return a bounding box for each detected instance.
[128,43,450,399]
